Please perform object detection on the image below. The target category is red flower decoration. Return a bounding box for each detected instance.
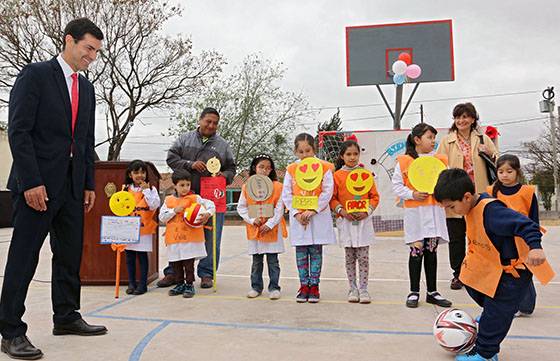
[345,134,358,142]
[485,126,500,140]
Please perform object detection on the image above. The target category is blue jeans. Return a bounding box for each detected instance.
[466,270,532,358]
[251,254,281,292]
[197,212,225,279]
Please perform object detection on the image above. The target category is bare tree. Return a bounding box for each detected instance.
[0,0,224,160]
[169,54,309,169]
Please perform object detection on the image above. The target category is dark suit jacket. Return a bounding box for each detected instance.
[7,57,96,199]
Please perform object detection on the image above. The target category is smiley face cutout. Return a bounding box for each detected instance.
[294,157,323,191]
[206,157,221,176]
[345,168,373,196]
[109,191,137,216]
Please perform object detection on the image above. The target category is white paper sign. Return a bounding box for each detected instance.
[100,216,141,244]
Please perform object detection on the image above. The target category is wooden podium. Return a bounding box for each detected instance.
[81,161,160,285]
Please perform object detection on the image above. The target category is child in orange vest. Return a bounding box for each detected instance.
[237,154,287,300]
[281,133,336,303]
[124,160,160,295]
[159,169,215,298]
[330,140,379,303]
[434,168,554,361]
[488,154,540,317]
[391,123,452,308]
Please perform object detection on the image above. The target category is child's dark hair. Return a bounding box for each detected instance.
[491,154,522,197]
[335,140,360,170]
[450,102,479,132]
[249,154,278,181]
[124,159,148,186]
[405,123,438,159]
[172,169,192,184]
[434,168,475,202]
[200,107,220,119]
[294,133,316,151]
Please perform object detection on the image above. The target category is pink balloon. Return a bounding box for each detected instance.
[406,64,422,79]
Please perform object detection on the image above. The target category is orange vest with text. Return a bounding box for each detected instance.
[397,154,448,208]
[485,184,534,217]
[330,168,380,215]
[128,188,158,236]
[242,181,288,242]
[163,195,205,245]
[286,159,335,210]
[460,198,555,297]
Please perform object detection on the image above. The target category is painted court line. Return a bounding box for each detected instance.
[129,321,170,361]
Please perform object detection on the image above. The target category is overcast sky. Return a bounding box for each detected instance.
[93,0,560,170]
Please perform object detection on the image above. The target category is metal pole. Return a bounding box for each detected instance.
[394,84,403,130]
[553,107,559,213]
[420,104,424,123]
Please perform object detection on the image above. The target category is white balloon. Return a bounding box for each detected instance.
[392,60,407,75]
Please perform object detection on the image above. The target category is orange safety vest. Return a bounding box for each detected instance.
[485,184,534,216]
[460,198,555,298]
[396,154,448,208]
[128,188,158,235]
[163,195,205,245]
[242,181,288,242]
[330,168,380,215]
[286,159,335,202]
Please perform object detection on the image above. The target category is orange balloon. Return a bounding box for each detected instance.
[398,52,412,65]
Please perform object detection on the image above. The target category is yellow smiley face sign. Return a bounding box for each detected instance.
[109,191,136,216]
[294,157,323,191]
[345,168,374,196]
[206,157,221,176]
[408,156,447,194]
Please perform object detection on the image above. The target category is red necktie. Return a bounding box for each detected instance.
[71,73,79,136]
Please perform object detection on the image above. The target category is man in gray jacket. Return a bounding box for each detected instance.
[163,107,236,288]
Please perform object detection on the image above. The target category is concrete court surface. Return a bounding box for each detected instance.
[0,225,558,361]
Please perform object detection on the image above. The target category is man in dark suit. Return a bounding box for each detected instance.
[0,18,107,360]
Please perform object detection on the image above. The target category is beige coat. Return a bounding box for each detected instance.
[436,129,499,217]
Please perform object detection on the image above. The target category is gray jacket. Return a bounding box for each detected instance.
[166,129,236,194]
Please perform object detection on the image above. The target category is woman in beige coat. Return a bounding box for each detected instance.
[436,103,498,290]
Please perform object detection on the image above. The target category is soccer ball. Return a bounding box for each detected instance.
[183,203,209,228]
[433,308,477,354]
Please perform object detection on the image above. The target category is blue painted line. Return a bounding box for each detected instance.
[84,286,157,317]
[88,313,560,341]
[129,321,170,361]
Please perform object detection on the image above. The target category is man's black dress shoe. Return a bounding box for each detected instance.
[52,318,107,336]
[1,335,43,360]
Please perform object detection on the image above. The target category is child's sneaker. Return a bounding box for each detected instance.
[359,289,371,304]
[455,350,498,361]
[406,292,420,308]
[347,288,359,303]
[308,285,320,303]
[183,283,195,298]
[168,283,186,296]
[296,285,309,303]
[126,286,136,295]
[514,310,532,317]
[426,291,452,307]
[269,290,281,300]
[247,289,261,298]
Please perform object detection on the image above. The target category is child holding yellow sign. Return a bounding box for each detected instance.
[330,140,379,304]
[391,123,452,308]
[282,133,336,303]
[237,154,287,300]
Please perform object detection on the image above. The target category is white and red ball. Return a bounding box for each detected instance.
[433,308,477,354]
[183,203,209,228]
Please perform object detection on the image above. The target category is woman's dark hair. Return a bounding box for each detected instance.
[124,159,148,186]
[491,154,522,197]
[293,133,316,151]
[450,102,479,133]
[405,123,438,159]
[63,18,104,50]
[200,107,220,119]
[249,154,278,181]
[335,140,360,170]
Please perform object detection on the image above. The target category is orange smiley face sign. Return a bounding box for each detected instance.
[345,169,373,196]
[294,157,323,191]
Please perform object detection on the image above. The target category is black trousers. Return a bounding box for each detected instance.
[446,217,466,278]
[0,171,84,339]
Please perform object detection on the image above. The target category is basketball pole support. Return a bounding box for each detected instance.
[376,83,420,130]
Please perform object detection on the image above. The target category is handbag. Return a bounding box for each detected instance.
[478,135,497,184]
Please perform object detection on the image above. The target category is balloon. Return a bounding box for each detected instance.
[398,52,412,65]
[406,64,422,79]
[392,60,407,75]
[393,74,406,85]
